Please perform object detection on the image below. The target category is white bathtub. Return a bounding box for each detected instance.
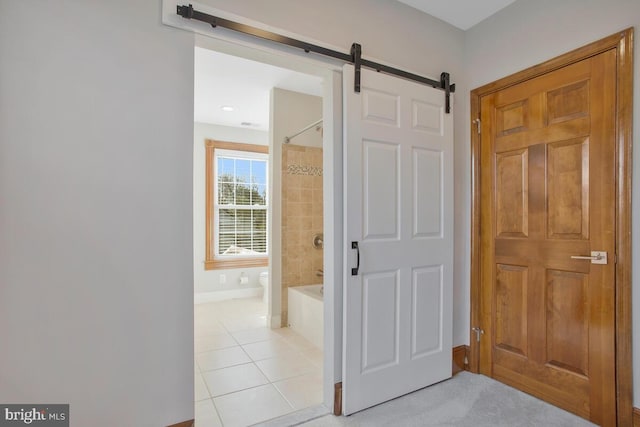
[288,284,323,350]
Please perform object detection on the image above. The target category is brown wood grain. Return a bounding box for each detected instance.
[478,93,496,376]
[452,345,469,375]
[615,29,634,427]
[468,93,481,374]
[490,51,615,425]
[470,29,633,426]
[495,149,529,238]
[334,382,343,415]
[494,264,527,356]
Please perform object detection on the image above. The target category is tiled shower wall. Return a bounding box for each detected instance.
[281,144,323,326]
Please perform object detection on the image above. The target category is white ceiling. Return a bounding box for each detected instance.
[194,47,323,131]
[396,0,518,30]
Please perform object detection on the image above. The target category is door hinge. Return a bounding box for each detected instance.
[473,118,481,134]
[471,327,484,342]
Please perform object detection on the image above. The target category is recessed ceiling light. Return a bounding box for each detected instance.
[220,105,235,112]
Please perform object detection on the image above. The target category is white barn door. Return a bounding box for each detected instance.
[342,64,453,415]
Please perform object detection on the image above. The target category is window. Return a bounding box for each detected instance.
[205,140,269,270]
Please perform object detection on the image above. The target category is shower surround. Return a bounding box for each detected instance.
[281,144,323,326]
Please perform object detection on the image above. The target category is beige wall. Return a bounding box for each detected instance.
[281,145,324,325]
[270,88,324,327]
[464,0,640,407]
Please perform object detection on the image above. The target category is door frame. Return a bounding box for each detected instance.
[469,28,634,425]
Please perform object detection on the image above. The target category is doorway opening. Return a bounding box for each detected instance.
[192,40,337,426]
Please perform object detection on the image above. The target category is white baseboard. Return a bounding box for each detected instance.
[195,287,263,304]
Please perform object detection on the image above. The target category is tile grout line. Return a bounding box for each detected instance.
[195,298,323,426]
[271,380,297,411]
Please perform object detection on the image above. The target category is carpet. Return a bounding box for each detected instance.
[295,372,596,427]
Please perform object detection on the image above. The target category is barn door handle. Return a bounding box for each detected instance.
[351,241,360,276]
[570,251,607,265]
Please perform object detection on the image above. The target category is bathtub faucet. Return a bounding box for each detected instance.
[316,269,324,277]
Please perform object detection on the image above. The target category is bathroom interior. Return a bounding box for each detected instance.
[192,46,326,426]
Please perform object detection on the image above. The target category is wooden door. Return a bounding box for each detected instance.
[342,64,454,414]
[479,50,616,425]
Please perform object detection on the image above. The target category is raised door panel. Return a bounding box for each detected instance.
[546,269,589,377]
[413,148,442,238]
[547,138,589,240]
[362,88,399,127]
[496,149,529,238]
[411,99,443,135]
[546,81,590,125]
[495,264,528,357]
[363,140,399,240]
[361,271,400,373]
[411,266,443,359]
[496,100,528,136]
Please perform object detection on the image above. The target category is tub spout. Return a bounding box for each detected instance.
[316,269,324,277]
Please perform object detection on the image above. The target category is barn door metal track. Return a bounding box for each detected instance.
[177,4,455,113]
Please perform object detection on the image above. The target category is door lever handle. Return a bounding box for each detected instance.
[570,255,602,260]
[570,251,607,265]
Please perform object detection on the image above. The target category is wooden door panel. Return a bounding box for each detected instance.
[546,80,590,124]
[495,149,528,237]
[546,269,589,376]
[480,50,617,425]
[547,138,589,239]
[495,264,528,356]
[496,100,529,136]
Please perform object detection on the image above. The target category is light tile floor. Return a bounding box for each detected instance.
[195,297,323,427]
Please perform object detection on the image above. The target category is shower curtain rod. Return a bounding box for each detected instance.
[176,4,455,113]
[284,119,323,144]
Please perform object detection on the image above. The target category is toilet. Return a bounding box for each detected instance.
[259,271,269,304]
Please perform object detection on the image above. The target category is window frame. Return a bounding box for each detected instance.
[205,139,269,270]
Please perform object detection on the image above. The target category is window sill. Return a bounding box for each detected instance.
[204,257,268,270]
